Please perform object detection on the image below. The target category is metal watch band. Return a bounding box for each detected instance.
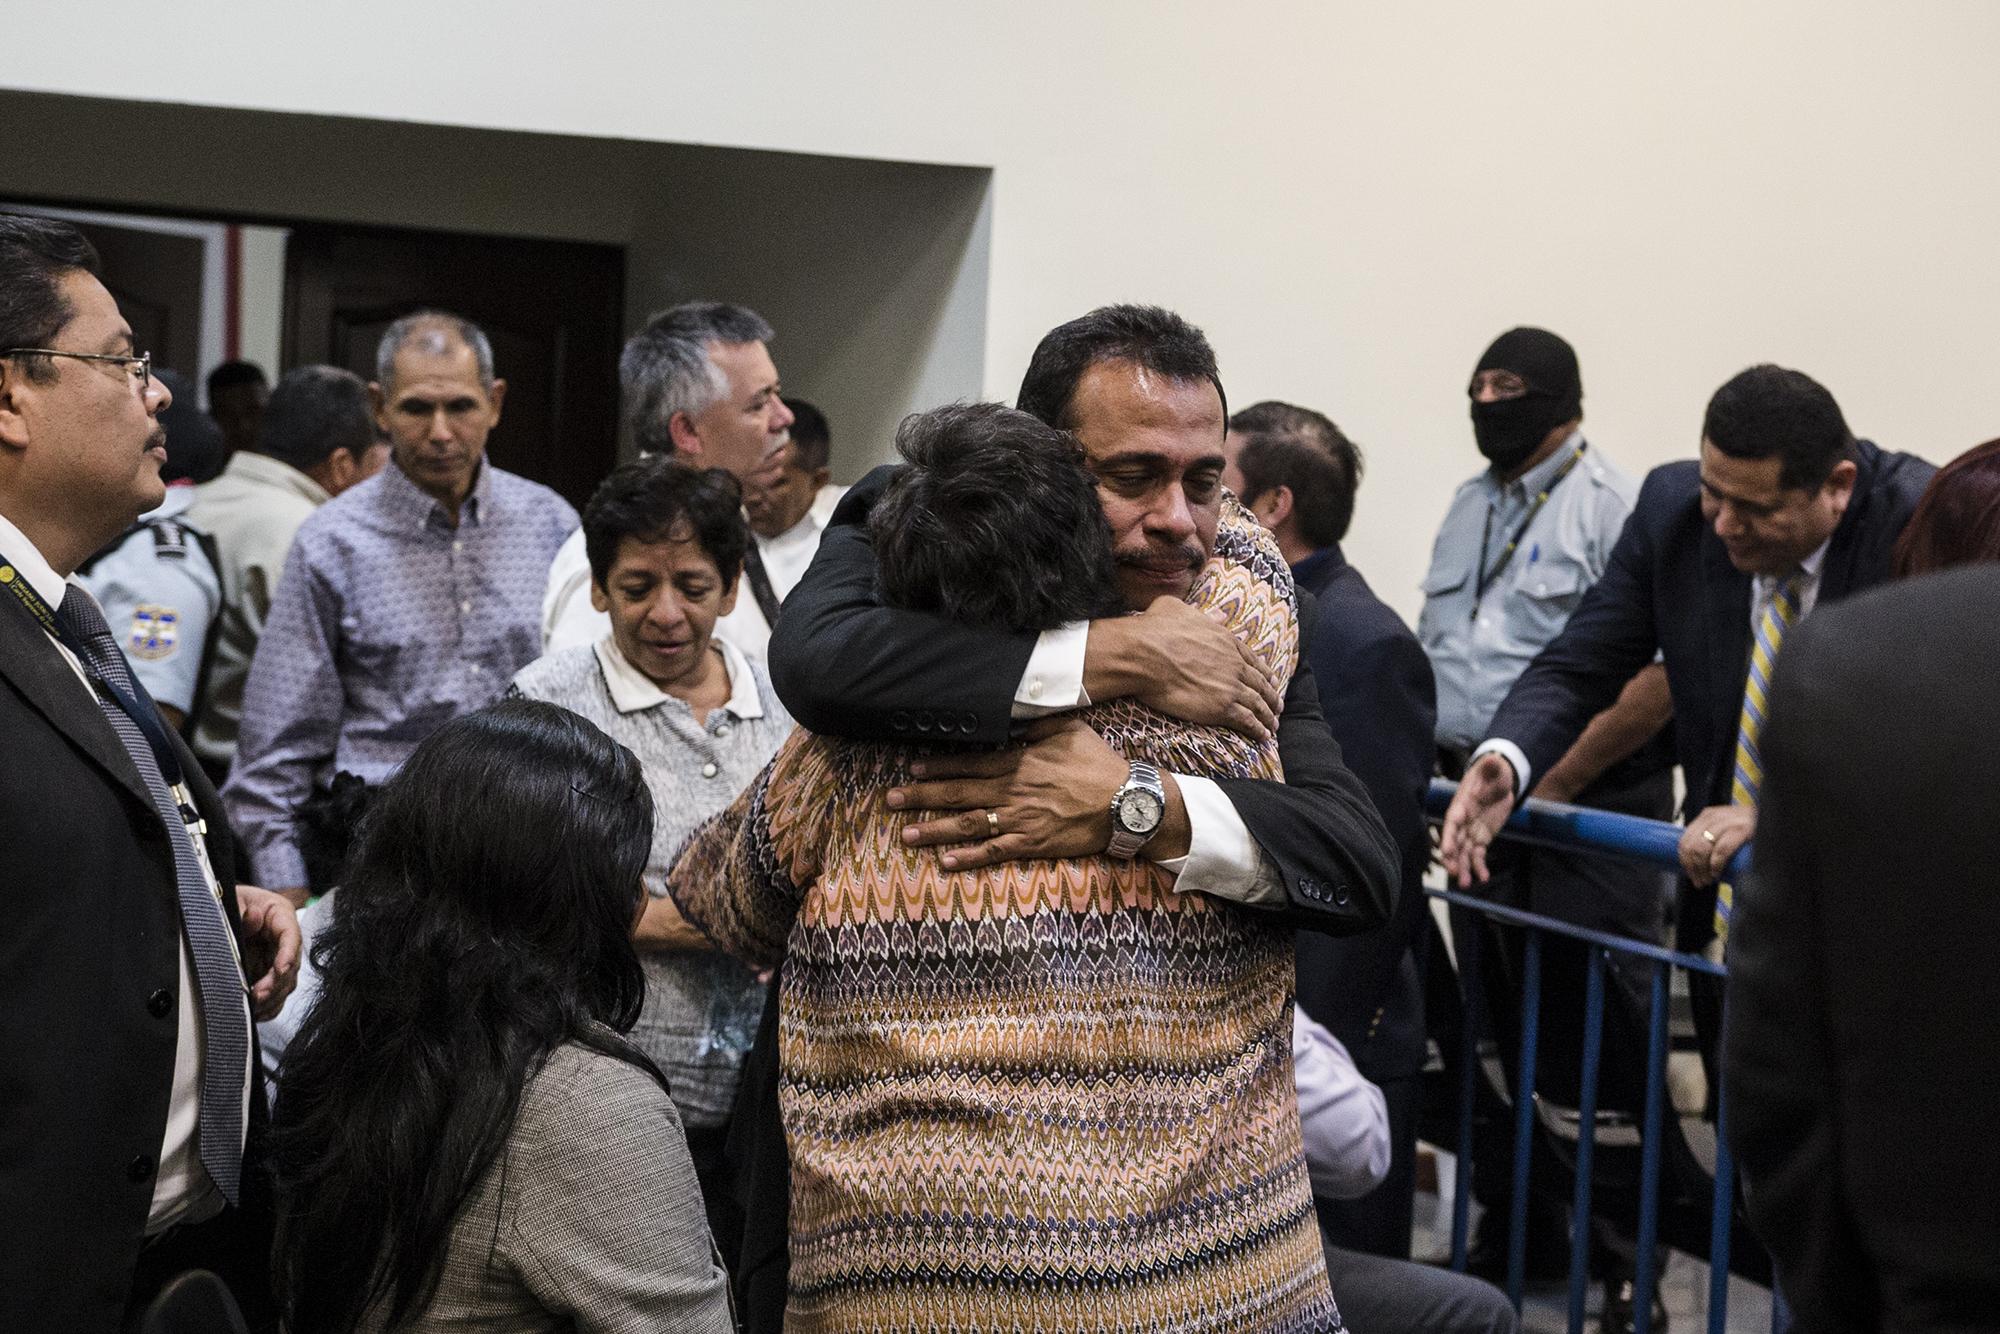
[1106,761,1166,859]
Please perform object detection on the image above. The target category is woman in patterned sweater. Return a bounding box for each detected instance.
[668,402,1339,1332]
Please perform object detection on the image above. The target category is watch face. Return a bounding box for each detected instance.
[1117,787,1165,833]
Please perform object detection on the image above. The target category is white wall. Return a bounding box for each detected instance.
[8,0,1996,618]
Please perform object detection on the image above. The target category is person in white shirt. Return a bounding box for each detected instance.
[543,302,795,657]
[743,396,846,602]
[1293,1004,1519,1334]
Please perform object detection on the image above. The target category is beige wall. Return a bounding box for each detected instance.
[7,1,1995,618]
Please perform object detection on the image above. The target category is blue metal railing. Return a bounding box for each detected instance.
[1425,778,1765,1334]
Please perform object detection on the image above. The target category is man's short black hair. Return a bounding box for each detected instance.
[258,365,377,474]
[871,403,1125,634]
[1703,364,1855,491]
[1015,304,1227,433]
[0,213,101,384]
[206,359,268,401]
[583,455,748,591]
[783,396,831,472]
[1228,400,1365,547]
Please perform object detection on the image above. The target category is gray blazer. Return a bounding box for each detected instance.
[358,1041,733,1333]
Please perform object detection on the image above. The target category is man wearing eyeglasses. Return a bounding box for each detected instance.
[0,213,301,1330]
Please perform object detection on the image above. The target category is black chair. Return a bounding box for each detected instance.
[137,1269,250,1334]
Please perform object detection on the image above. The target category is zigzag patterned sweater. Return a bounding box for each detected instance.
[668,506,1341,1332]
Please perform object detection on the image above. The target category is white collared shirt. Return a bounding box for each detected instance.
[756,484,848,603]
[592,633,767,720]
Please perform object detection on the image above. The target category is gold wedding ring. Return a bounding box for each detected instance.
[986,810,1001,835]
[1700,829,1717,844]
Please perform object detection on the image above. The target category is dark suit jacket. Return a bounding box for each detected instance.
[768,465,1399,935]
[1288,545,1436,1080]
[1723,566,2000,1334]
[1486,439,1933,934]
[0,578,256,1332]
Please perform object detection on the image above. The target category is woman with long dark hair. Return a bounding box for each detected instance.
[267,699,733,1333]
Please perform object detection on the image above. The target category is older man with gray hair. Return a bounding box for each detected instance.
[225,311,578,900]
[541,300,795,656]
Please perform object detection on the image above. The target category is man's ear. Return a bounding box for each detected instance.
[1822,457,1859,518]
[485,377,507,424]
[810,466,832,490]
[367,382,389,434]
[1253,484,1294,531]
[667,411,701,457]
[0,363,33,451]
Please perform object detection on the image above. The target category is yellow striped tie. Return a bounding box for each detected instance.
[1714,570,1805,948]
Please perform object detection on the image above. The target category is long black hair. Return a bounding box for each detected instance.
[268,700,657,1334]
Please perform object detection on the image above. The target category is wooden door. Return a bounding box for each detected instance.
[283,224,623,510]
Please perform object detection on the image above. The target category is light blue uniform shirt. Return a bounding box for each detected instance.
[77,485,223,716]
[1417,433,1639,753]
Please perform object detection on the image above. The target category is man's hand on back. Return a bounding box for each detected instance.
[1084,597,1282,742]
[886,717,1192,872]
[1438,752,1519,888]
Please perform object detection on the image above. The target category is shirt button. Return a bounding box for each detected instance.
[701,762,719,779]
[714,723,731,738]
[127,1153,156,1182]
[147,988,174,1019]
[453,540,463,553]
[1027,678,1044,700]
[460,600,471,614]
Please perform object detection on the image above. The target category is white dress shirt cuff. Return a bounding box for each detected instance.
[1011,620,1089,718]
[1471,738,1532,797]
[1150,775,1284,906]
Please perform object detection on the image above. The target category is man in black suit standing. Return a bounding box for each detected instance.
[1440,365,1933,1035]
[1221,399,1436,1258]
[772,304,1398,931]
[1724,565,2000,1334]
[0,214,301,1331]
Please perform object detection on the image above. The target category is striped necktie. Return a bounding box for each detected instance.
[58,584,249,1205]
[1713,569,1806,949]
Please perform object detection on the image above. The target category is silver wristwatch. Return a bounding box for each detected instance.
[1107,761,1167,858]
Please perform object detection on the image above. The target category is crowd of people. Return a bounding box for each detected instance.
[3,207,1997,1334]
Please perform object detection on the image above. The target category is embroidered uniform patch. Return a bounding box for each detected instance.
[128,604,180,660]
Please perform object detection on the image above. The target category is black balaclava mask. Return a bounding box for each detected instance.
[1469,327,1582,473]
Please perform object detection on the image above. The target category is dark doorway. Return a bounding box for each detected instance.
[72,220,208,376]
[284,224,624,510]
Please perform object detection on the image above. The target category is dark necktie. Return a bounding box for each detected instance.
[741,539,783,627]
[58,585,248,1205]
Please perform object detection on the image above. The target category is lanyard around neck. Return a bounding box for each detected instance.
[0,549,188,787]
[1472,441,1589,614]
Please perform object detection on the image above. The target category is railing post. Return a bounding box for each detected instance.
[1506,928,1544,1311]
[1632,961,1671,1334]
[1565,948,1607,1334]
[1709,1075,1737,1334]
[1450,917,1483,1272]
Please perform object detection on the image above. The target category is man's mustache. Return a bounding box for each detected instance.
[1115,542,1204,574]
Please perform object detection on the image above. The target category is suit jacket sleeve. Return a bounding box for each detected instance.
[1216,591,1400,935]
[1721,616,1874,1334]
[1487,484,1664,785]
[768,465,1035,746]
[770,475,1398,933]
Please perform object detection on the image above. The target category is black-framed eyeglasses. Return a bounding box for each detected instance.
[1,347,152,392]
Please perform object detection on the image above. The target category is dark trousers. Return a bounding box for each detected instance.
[1321,1241,1520,1334]
[124,1201,276,1333]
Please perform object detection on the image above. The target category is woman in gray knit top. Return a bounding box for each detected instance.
[511,457,793,1232]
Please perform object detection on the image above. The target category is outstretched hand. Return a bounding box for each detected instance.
[1438,752,1520,888]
